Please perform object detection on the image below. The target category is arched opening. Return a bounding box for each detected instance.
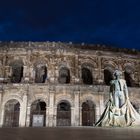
[124,71,133,87]
[3,99,20,127]
[57,101,71,126]
[30,100,46,127]
[35,65,47,83]
[104,69,113,85]
[82,67,93,84]
[10,61,23,83]
[58,67,70,84]
[82,100,95,126]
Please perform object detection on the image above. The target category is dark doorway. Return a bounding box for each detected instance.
[3,99,20,127]
[11,64,23,83]
[124,71,133,87]
[30,100,46,127]
[82,68,93,84]
[57,101,71,126]
[104,69,113,85]
[35,66,47,83]
[58,67,70,84]
[82,101,95,126]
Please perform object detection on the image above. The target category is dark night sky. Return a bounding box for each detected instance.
[0,0,140,50]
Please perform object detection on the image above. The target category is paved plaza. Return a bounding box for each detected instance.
[0,127,140,140]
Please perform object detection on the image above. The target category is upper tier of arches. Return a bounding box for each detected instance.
[0,58,138,87]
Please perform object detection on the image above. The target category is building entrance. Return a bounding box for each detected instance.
[3,99,20,127]
[57,101,71,126]
[30,100,46,127]
[82,101,95,126]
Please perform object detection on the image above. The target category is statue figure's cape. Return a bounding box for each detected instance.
[95,99,140,127]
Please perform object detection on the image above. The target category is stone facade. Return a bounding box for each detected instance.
[0,41,139,127]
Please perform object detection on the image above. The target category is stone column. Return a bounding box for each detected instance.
[25,106,31,127]
[97,56,103,84]
[19,94,28,127]
[71,76,76,84]
[48,87,55,127]
[0,90,3,127]
[0,91,2,109]
[26,50,32,83]
[23,66,26,81]
[23,66,30,83]
[74,90,80,126]
[0,90,2,105]
[79,107,82,126]
[71,107,75,126]
[46,106,49,126]
[53,107,57,126]
[30,67,35,83]
[74,54,81,84]
[54,66,59,84]
[138,63,140,86]
[0,106,4,127]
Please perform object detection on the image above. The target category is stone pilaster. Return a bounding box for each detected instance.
[0,106,4,127]
[48,87,55,127]
[71,107,75,126]
[74,90,80,126]
[25,106,31,127]
[53,107,57,126]
[79,107,82,126]
[54,66,59,84]
[46,106,49,126]
[97,56,104,84]
[0,90,2,107]
[0,89,3,127]
[139,63,140,86]
[75,55,81,84]
[30,66,35,83]
[19,93,28,127]
[23,66,30,83]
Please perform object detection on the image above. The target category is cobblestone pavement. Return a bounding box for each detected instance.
[0,127,140,140]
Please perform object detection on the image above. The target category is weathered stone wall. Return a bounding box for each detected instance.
[0,42,139,127]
